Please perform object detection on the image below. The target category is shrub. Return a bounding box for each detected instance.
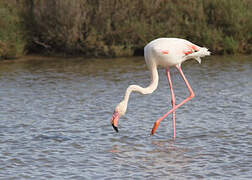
[1,0,251,58]
[0,0,26,59]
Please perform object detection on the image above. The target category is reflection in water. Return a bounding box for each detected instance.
[0,55,251,179]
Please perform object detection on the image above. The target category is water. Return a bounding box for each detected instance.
[0,55,251,179]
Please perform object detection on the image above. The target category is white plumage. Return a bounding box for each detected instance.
[111,38,210,138]
[144,38,210,68]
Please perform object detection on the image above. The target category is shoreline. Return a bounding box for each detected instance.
[1,53,251,64]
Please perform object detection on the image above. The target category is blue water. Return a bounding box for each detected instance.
[0,55,251,179]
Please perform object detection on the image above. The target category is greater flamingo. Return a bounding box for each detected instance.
[111,38,210,139]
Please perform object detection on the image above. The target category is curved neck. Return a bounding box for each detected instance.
[123,63,159,107]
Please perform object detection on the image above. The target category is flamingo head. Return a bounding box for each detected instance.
[111,101,127,133]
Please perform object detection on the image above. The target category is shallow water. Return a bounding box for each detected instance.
[0,55,251,179]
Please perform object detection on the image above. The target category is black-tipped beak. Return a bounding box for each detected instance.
[111,111,120,133]
[112,124,119,133]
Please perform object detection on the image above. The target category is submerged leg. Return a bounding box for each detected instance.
[151,66,195,136]
[166,67,176,139]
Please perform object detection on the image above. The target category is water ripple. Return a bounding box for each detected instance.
[0,56,251,179]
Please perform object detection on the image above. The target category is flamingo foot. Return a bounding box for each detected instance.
[151,121,160,135]
[112,124,119,133]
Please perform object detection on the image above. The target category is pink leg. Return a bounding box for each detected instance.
[166,67,176,139]
[151,66,195,136]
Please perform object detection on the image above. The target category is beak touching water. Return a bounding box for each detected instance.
[111,111,120,132]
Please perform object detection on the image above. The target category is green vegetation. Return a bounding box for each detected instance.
[0,1,26,59]
[0,0,251,59]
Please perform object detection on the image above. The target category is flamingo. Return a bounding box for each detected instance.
[111,38,210,139]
